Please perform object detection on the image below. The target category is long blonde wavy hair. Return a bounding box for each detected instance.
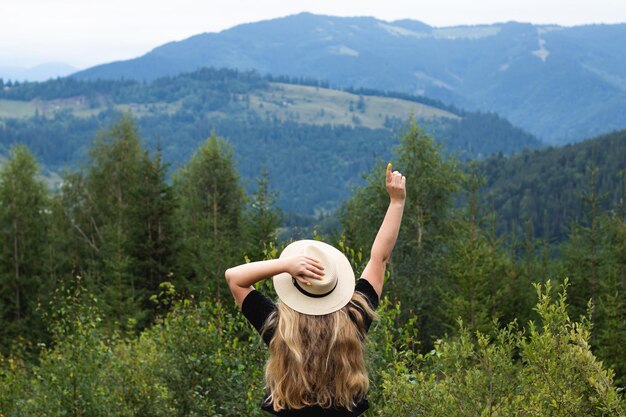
[261,291,378,411]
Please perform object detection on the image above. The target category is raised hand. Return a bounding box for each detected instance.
[386,162,406,202]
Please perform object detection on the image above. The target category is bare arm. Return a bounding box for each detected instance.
[362,162,406,297]
[225,256,325,308]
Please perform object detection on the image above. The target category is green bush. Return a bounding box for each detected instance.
[378,281,625,417]
[138,297,267,416]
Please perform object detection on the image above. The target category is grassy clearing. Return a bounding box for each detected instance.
[0,99,39,118]
[116,101,181,117]
[0,84,454,129]
[247,83,459,129]
[0,98,181,120]
[0,98,99,119]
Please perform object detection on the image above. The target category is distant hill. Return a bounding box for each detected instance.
[0,62,78,82]
[73,13,626,145]
[476,130,626,242]
[0,67,540,214]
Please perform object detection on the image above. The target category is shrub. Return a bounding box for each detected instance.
[377,281,625,416]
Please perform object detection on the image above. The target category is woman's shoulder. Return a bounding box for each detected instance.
[355,278,379,309]
[241,289,277,344]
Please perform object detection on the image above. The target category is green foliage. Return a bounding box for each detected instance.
[343,120,463,345]
[593,211,626,387]
[378,281,625,417]
[442,179,509,334]
[477,130,626,241]
[244,165,283,260]
[139,297,266,416]
[22,283,118,416]
[53,116,177,329]
[173,132,244,298]
[0,354,30,415]
[2,280,623,417]
[0,144,50,352]
[0,279,267,417]
[561,211,626,387]
[0,117,625,415]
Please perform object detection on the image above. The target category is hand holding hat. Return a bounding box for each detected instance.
[283,255,325,287]
[273,240,356,316]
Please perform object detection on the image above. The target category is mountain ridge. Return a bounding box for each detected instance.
[1,62,78,82]
[72,13,626,145]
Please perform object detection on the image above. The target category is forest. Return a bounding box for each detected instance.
[0,67,541,216]
[0,115,624,415]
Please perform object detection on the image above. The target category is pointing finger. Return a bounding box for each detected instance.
[386,162,392,183]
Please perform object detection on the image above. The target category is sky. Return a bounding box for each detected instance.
[2,0,626,69]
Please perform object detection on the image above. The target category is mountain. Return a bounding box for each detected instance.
[0,62,78,82]
[0,67,540,214]
[73,13,626,145]
[476,129,626,242]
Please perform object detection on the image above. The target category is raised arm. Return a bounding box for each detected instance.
[225,256,325,308]
[361,162,406,297]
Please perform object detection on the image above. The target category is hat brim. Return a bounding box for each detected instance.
[273,240,355,316]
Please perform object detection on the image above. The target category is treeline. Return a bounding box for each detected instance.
[0,118,624,415]
[0,66,542,216]
[0,109,392,213]
[0,67,268,103]
[0,111,540,215]
[0,116,282,349]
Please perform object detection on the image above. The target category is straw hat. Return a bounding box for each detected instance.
[273,240,356,316]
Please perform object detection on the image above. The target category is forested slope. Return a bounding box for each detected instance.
[476,130,626,241]
[0,67,540,213]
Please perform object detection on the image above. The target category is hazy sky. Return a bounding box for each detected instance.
[2,0,625,69]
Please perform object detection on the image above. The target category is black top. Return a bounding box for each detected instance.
[241,278,380,417]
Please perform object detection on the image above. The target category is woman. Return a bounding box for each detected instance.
[225,162,406,416]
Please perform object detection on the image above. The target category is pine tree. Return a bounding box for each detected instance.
[87,116,145,325]
[562,164,606,319]
[245,165,283,260]
[592,172,626,386]
[174,132,244,299]
[342,120,463,346]
[0,144,50,350]
[54,116,175,328]
[439,165,516,333]
[130,147,177,325]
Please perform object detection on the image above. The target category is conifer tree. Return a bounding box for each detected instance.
[342,120,462,345]
[561,166,626,385]
[245,165,283,260]
[0,144,50,349]
[562,165,605,319]
[593,211,626,386]
[55,116,175,328]
[174,132,244,299]
[442,168,510,334]
[130,148,177,324]
[591,172,626,386]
